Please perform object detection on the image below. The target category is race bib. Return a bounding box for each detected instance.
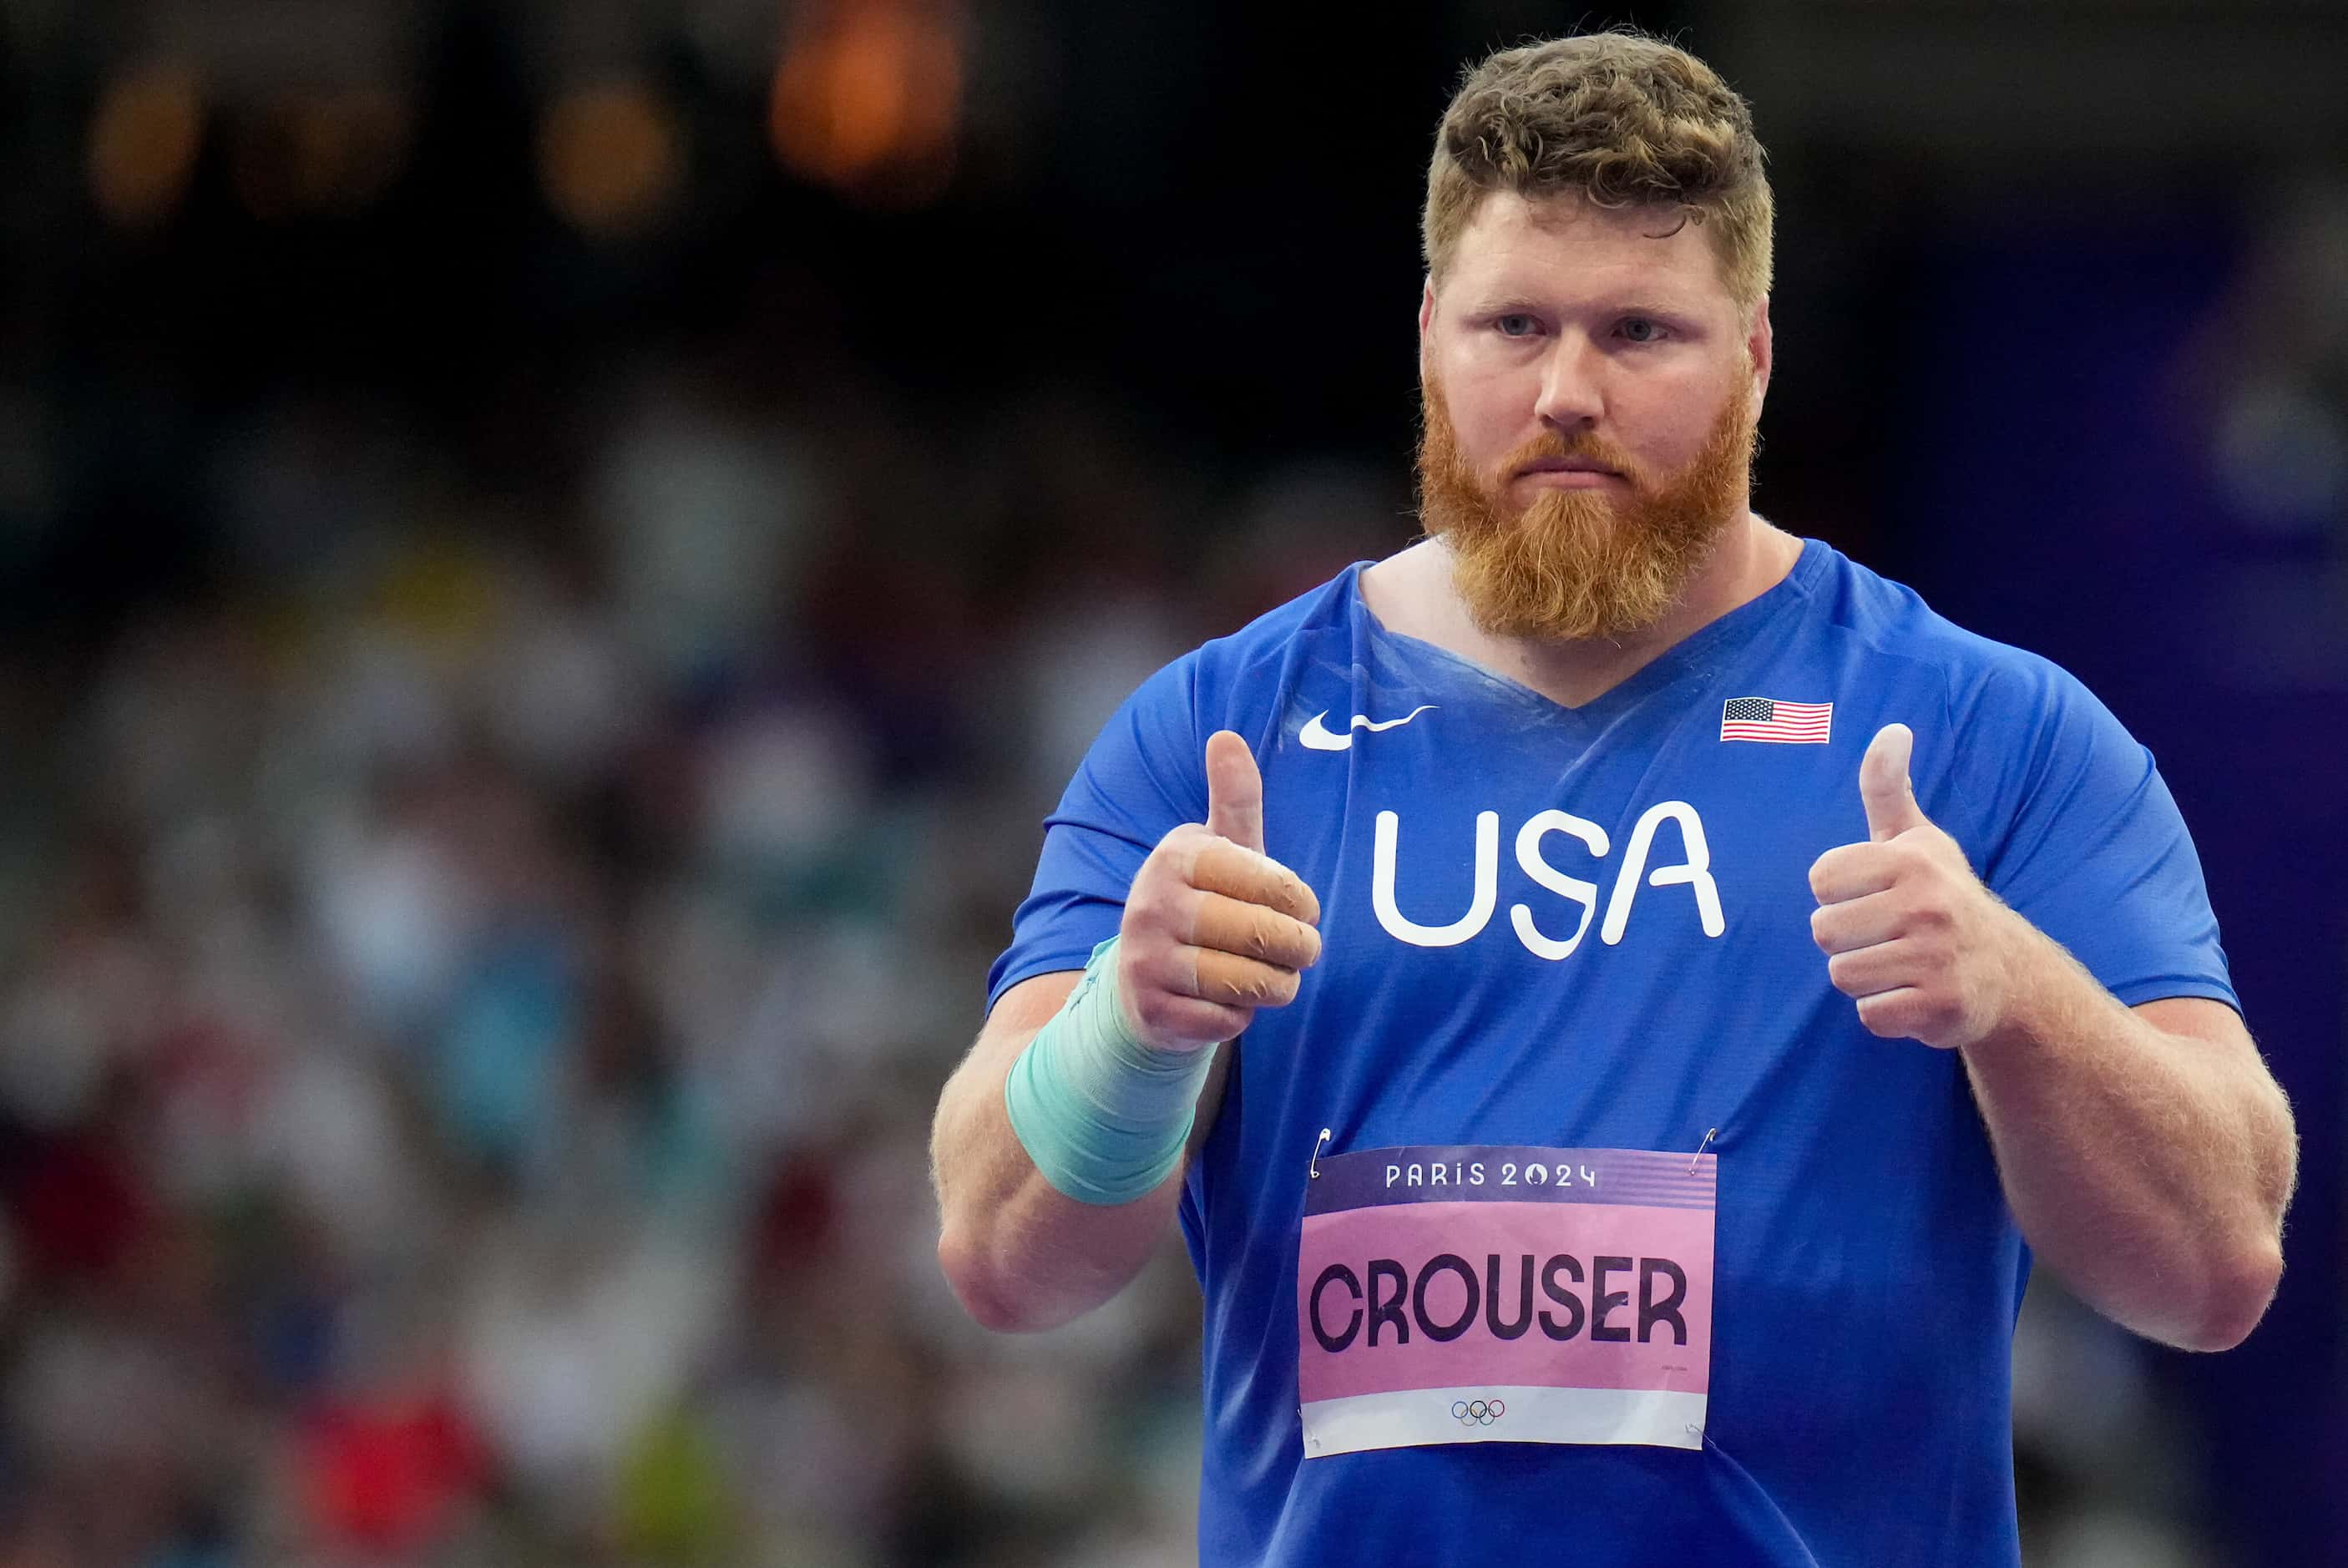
[1298,1145,1716,1457]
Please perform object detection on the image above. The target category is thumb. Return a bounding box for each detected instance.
[1203,731,1266,853]
[1859,723,1928,842]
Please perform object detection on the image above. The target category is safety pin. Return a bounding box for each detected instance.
[1688,1127,1718,1175]
[1308,1127,1333,1180]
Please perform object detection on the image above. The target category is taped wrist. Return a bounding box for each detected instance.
[1004,937,1217,1206]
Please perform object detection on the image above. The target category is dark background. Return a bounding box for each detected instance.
[0,1,2340,1563]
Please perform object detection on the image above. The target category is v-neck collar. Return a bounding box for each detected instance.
[1344,537,1829,731]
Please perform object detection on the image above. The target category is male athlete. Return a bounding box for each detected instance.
[930,31,2298,1566]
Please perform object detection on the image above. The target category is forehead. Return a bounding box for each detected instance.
[1444,190,1733,307]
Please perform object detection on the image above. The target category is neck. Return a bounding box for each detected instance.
[1361,511,1804,710]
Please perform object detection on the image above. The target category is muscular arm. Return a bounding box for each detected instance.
[1812,724,2298,1353]
[930,971,1230,1333]
[934,733,1313,1333]
[1960,972,2295,1352]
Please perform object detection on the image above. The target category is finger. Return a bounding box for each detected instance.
[1121,985,1252,1051]
[1809,889,1910,955]
[1826,941,1912,999]
[1860,723,1928,843]
[1188,891,1323,971]
[1187,947,1303,1009]
[1189,839,1322,925]
[1204,731,1266,854]
[1807,842,1900,905]
[1855,988,1926,1042]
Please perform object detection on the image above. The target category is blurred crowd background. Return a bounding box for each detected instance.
[0,1,2340,1565]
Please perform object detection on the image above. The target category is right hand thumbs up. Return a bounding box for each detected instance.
[1116,730,1323,1052]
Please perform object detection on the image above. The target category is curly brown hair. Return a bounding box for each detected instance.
[1423,31,1774,306]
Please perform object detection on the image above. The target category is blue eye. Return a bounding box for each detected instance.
[1495,314,1540,338]
[1617,317,1668,344]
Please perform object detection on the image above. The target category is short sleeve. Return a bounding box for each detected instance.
[985,655,1207,1011]
[1953,658,2236,1012]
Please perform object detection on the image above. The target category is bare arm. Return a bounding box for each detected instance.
[931,972,1232,1333]
[932,731,1312,1334]
[1959,979,2295,1351]
[1812,724,2297,1352]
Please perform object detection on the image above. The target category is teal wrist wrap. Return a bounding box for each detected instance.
[1004,937,1217,1206]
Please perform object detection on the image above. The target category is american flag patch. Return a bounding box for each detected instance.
[1720,697,1834,744]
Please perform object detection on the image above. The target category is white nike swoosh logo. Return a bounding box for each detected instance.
[1298,705,1438,751]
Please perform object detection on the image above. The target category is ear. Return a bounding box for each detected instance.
[1746,296,1774,417]
[1418,276,1438,382]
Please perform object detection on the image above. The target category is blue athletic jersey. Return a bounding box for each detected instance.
[986,538,2234,1568]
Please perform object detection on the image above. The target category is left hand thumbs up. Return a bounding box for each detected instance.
[1858,723,1929,842]
[1808,724,2026,1051]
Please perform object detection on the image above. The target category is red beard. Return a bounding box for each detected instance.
[1416,373,1755,641]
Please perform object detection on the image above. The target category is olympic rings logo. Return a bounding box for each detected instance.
[1450,1398,1505,1427]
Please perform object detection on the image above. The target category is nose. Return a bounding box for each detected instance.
[1531,334,1604,432]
